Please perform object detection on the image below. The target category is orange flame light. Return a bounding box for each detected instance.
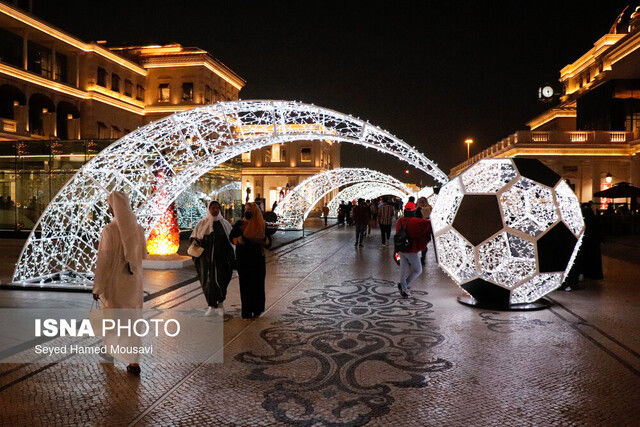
[146,171,180,255]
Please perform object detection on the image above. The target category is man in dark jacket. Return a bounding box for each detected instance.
[352,198,371,247]
[395,215,432,297]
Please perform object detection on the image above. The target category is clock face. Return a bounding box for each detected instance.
[542,86,554,98]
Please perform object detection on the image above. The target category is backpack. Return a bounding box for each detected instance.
[394,218,412,252]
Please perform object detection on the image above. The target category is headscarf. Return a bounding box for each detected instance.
[108,191,143,273]
[191,201,232,240]
[242,202,266,240]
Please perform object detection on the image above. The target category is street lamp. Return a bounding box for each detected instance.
[605,172,613,184]
[405,169,410,174]
[465,138,473,160]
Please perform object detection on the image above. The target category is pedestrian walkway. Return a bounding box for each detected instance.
[0,225,638,425]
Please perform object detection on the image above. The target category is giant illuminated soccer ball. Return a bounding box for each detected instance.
[431,158,584,307]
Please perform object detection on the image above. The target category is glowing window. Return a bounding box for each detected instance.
[158,83,170,102]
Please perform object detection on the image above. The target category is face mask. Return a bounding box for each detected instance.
[244,211,253,220]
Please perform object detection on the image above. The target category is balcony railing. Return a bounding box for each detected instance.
[452,130,638,175]
[1,118,17,133]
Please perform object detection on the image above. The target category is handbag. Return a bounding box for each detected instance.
[89,297,103,335]
[187,240,204,257]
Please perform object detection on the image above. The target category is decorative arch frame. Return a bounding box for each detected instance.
[209,181,241,201]
[326,182,411,217]
[274,168,413,228]
[175,188,209,229]
[13,100,446,287]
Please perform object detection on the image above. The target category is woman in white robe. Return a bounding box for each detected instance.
[92,191,146,374]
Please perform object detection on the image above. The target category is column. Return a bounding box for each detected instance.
[591,161,601,205]
[51,44,56,81]
[75,54,80,88]
[22,32,28,70]
[630,155,640,187]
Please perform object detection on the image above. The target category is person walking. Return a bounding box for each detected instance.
[404,196,416,213]
[346,201,353,225]
[395,214,432,298]
[378,198,395,246]
[368,199,378,235]
[415,197,433,265]
[394,198,403,218]
[230,202,272,319]
[322,205,329,226]
[338,201,346,225]
[352,198,370,247]
[93,191,147,375]
[190,200,235,314]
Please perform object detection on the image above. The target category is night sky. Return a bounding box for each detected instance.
[34,0,632,185]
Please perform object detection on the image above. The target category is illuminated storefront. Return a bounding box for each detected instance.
[0,138,241,231]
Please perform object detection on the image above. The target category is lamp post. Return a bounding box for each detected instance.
[465,138,473,160]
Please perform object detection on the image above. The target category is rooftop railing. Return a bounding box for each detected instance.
[452,130,639,175]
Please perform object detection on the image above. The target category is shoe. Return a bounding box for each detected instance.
[397,282,409,298]
[126,364,141,376]
[359,244,364,247]
[354,242,358,247]
[564,286,572,292]
[205,306,220,316]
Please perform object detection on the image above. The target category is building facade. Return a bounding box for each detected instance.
[0,1,245,230]
[0,2,244,141]
[0,1,341,229]
[241,139,341,212]
[451,6,640,207]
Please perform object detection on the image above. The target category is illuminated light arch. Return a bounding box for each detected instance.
[274,168,413,228]
[13,100,446,288]
[327,183,411,217]
[209,181,241,202]
[176,188,209,229]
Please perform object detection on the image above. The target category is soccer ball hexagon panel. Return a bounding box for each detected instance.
[431,158,584,306]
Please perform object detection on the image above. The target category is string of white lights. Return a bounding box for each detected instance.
[274,168,413,229]
[175,188,209,229]
[14,100,446,287]
[208,181,241,201]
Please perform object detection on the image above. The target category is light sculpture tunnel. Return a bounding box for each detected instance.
[13,100,447,288]
[326,182,412,217]
[274,168,413,229]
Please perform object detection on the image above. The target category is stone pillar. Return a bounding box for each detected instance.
[579,162,593,203]
[22,32,28,70]
[591,161,601,205]
[75,54,80,88]
[42,112,55,138]
[67,118,80,139]
[51,44,56,81]
[13,104,28,135]
[631,155,640,187]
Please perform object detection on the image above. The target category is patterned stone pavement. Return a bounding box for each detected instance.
[0,225,639,426]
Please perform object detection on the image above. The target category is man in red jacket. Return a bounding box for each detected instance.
[395,215,432,297]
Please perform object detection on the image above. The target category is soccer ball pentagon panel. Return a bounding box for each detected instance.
[431,158,584,307]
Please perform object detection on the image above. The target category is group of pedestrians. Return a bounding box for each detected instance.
[338,194,435,298]
[190,201,272,319]
[91,192,272,376]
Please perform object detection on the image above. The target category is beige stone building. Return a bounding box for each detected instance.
[451,6,640,208]
[0,2,244,141]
